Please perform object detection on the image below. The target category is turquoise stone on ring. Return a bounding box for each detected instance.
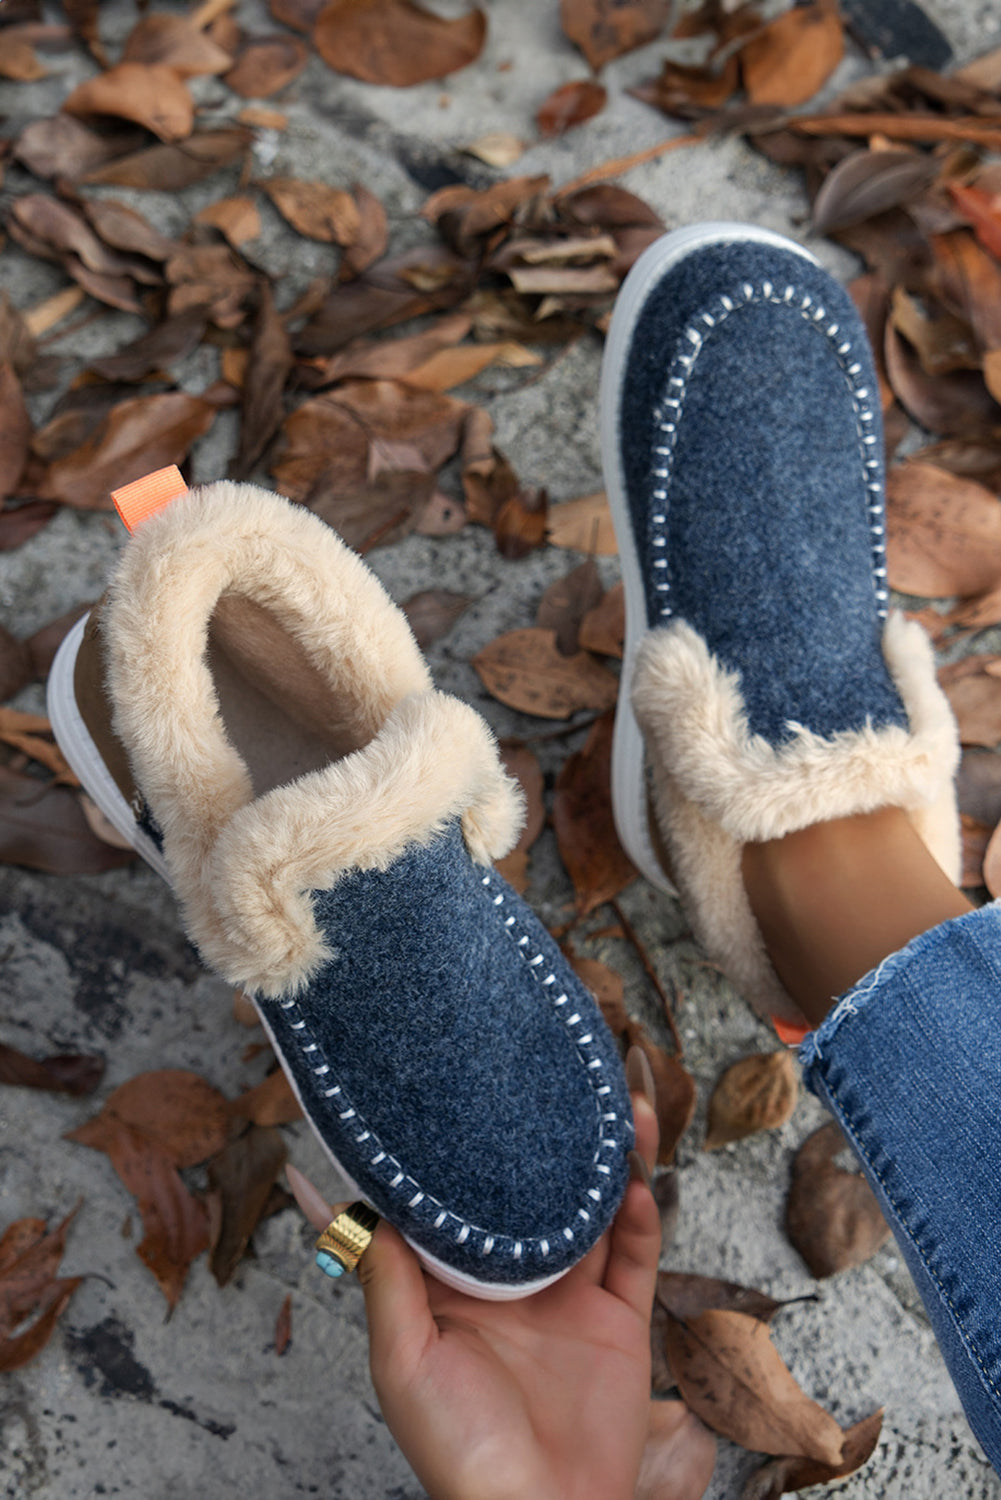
[316,1248,346,1277]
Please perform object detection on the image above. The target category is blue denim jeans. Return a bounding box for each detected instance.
[800,902,1001,1471]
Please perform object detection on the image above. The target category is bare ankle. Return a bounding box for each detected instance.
[743,809,972,1027]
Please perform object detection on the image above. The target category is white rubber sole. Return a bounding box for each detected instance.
[47,615,567,1301]
[598,222,819,894]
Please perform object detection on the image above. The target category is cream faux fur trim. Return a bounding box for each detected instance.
[632,612,961,1023]
[103,480,523,997]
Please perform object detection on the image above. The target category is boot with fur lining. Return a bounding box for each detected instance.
[599,223,961,1031]
[48,477,633,1298]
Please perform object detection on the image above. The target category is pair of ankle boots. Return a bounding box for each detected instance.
[48,223,960,1298]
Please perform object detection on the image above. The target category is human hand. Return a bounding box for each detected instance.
[288,1045,663,1500]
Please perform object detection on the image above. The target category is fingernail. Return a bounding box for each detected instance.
[285,1164,333,1231]
[625,1044,657,1111]
[628,1150,653,1190]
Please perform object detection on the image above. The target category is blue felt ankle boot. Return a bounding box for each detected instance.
[48,474,633,1297]
[600,223,961,1030]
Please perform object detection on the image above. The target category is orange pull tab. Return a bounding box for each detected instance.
[111,466,188,533]
[772,1015,810,1047]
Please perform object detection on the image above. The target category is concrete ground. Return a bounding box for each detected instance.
[2,2,1001,1497]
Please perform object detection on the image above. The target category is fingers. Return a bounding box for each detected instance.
[357,1220,438,1383]
[602,1048,662,1315]
[285,1163,338,1230]
[602,1168,661,1316]
[284,1165,436,1382]
[625,1046,660,1171]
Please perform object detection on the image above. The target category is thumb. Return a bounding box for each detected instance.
[284,1166,434,1379]
[357,1219,437,1380]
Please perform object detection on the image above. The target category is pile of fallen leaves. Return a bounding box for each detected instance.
[4,0,1001,1491]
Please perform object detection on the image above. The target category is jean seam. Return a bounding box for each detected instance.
[818,1072,1001,1405]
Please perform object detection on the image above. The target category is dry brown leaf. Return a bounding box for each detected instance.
[547,491,617,554]
[232,282,292,478]
[228,1069,302,1126]
[122,13,234,74]
[63,63,195,143]
[273,394,369,501]
[76,1070,231,1170]
[405,342,535,393]
[560,0,673,70]
[193,197,261,250]
[981,815,1001,897]
[499,742,545,870]
[14,115,148,183]
[0,1278,83,1373]
[67,1112,209,1306]
[464,132,525,168]
[207,1126,288,1286]
[786,1121,890,1278]
[940,656,1001,747]
[961,812,991,888]
[23,604,90,681]
[165,243,255,328]
[264,176,361,245]
[494,483,548,561]
[579,580,625,658]
[275,1292,293,1355]
[632,56,740,118]
[0,708,77,784]
[537,557,605,656]
[948,182,1001,264]
[657,1271,805,1325]
[813,148,935,235]
[553,710,635,913]
[88,309,209,383]
[742,1409,884,1499]
[36,392,215,510]
[0,625,32,702]
[82,128,252,192]
[742,0,844,109]
[889,287,979,377]
[537,80,607,138]
[885,314,1001,440]
[239,104,289,130]
[704,1051,798,1150]
[665,1308,845,1463]
[9,196,149,304]
[271,0,324,31]
[0,1043,104,1096]
[957,746,1001,828]
[225,35,308,97]
[0,364,31,505]
[474,627,618,720]
[0,501,58,553]
[312,467,434,550]
[315,0,486,86]
[508,263,618,296]
[886,461,1001,599]
[339,182,388,280]
[311,311,472,386]
[401,589,472,649]
[0,29,46,81]
[0,766,135,874]
[0,1205,83,1372]
[571,954,627,1026]
[930,228,1001,351]
[81,198,177,264]
[637,1038,696,1166]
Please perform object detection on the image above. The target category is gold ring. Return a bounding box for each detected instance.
[315,1201,380,1279]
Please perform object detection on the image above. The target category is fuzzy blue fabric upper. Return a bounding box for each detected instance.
[616,236,908,744]
[259,820,633,1286]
